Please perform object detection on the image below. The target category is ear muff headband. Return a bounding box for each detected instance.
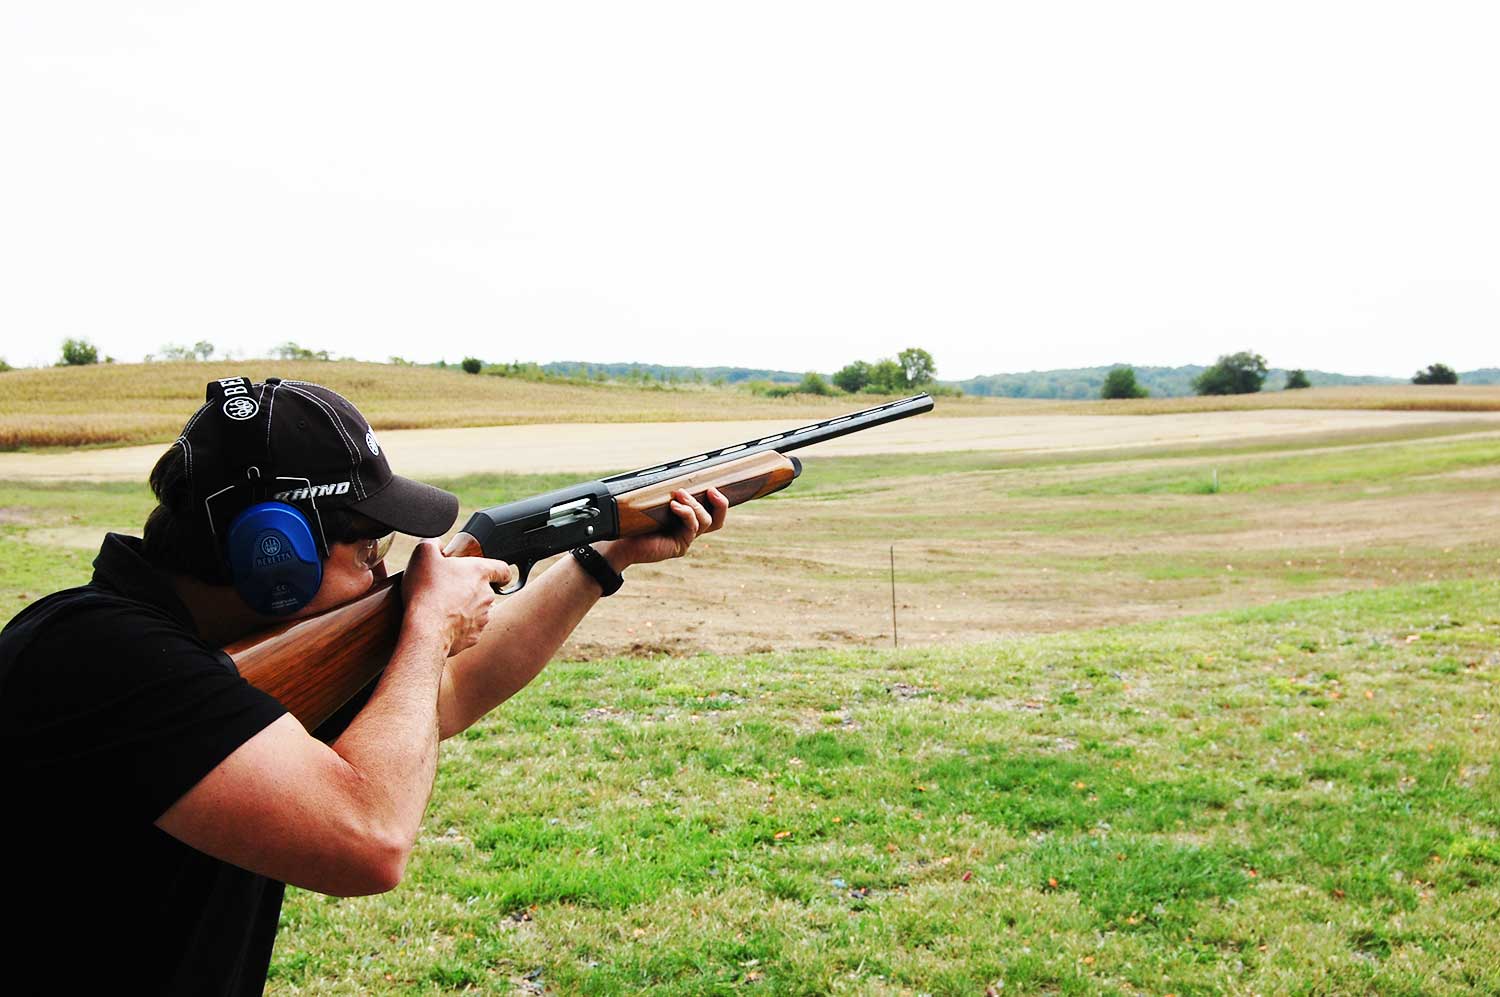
[204,376,324,616]
[226,502,323,616]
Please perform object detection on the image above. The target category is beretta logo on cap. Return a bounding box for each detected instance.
[224,396,259,420]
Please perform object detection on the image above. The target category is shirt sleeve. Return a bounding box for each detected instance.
[4,602,288,824]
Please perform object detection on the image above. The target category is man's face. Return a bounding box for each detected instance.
[288,517,393,618]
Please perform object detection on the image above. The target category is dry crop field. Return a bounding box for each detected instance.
[0,361,991,450]
[3,361,1498,450]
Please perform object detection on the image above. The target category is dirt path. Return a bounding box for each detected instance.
[3,409,1495,481]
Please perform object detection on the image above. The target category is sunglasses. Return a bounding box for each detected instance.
[350,533,395,571]
[337,515,395,571]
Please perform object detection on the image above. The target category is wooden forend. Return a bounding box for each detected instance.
[615,451,798,535]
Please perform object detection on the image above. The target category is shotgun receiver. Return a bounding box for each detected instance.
[226,393,933,729]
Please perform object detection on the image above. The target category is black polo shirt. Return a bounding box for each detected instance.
[0,534,291,995]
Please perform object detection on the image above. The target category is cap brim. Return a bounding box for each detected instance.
[350,475,460,538]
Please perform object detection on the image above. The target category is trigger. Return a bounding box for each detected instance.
[495,561,532,595]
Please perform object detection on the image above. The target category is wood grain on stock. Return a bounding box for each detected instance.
[225,580,405,731]
[615,451,797,534]
[226,450,797,730]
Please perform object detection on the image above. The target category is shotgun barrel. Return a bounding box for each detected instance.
[447,393,934,589]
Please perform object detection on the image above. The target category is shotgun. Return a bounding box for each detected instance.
[225,393,934,729]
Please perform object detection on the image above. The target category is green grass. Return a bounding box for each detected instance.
[5,421,1500,992]
[785,419,1496,491]
[264,579,1500,994]
[1013,435,1500,498]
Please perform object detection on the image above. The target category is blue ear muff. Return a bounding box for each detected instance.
[226,502,323,616]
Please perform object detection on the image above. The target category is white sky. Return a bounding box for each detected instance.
[3,2,1497,380]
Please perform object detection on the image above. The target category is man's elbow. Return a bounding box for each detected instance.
[309,821,413,897]
[315,839,408,897]
[341,827,414,896]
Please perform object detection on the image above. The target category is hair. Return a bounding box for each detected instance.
[141,444,368,584]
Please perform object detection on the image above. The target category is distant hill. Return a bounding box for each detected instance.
[943,365,1500,399]
[541,361,804,384]
[536,360,1498,397]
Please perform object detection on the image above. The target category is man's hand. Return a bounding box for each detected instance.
[402,539,513,655]
[598,486,728,571]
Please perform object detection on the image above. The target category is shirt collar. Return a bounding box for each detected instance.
[90,533,198,631]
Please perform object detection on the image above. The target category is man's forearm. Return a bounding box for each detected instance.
[438,547,616,739]
[328,614,450,866]
[437,486,722,739]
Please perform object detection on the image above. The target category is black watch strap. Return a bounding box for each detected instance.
[571,545,624,596]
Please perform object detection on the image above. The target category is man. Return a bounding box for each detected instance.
[0,376,727,994]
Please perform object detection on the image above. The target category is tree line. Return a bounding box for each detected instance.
[1098,352,1465,399]
[15,339,1476,401]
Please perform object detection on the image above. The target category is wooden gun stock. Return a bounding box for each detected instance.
[227,451,801,730]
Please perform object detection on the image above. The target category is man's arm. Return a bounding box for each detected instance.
[152,487,722,895]
[436,487,727,740]
[155,545,509,896]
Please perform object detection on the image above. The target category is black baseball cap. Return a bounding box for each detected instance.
[180,376,458,549]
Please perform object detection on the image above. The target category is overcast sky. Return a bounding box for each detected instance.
[3,3,1496,380]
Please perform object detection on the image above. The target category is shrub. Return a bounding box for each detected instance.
[1284,369,1311,389]
[273,342,331,361]
[1100,366,1148,399]
[461,357,483,375]
[797,372,834,396]
[60,338,99,366]
[1193,351,1267,395]
[832,361,870,393]
[867,359,906,393]
[1413,363,1458,385]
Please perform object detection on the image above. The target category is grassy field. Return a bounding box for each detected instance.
[2,422,1498,994]
[269,582,1500,995]
[3,361,1499,450]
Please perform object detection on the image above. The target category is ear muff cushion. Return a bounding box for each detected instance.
[226,502,323,615]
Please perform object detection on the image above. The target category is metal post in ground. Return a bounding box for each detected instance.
[890,544,899,650]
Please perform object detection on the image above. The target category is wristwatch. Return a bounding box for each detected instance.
[571,545,624,596]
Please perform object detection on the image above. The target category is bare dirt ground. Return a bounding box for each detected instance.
[555,458,1500,660]
[1,408,1496,481]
